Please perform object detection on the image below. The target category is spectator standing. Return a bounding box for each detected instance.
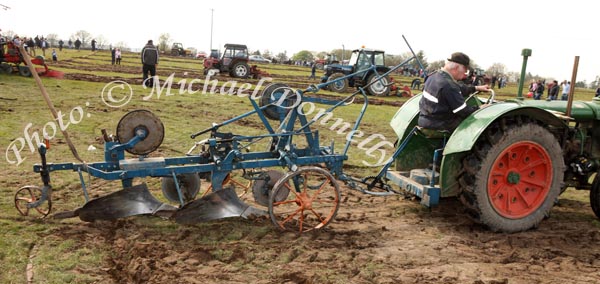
[309,63,316,79]
[68,39,73,49]
[534,80,544,100]
[41,38,48,57]
[115,48,122,65]
[58,39,64,51]
[91,39,97,52]
[27,37,35,56]
[561,81,570,101]
[141,40,159,87]
[111,48,116,65]
[547,80,559,100]
[74,38,81,51]
[52,49,57,62]
[595,86,600,97]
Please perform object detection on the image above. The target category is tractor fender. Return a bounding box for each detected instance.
[389,93,422,141]
[436,103,569,196]
[443,102,569,155]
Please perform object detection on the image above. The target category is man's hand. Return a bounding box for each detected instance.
[475,85,491,92]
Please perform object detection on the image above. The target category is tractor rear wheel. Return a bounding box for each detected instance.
[230,62,249,78]
[366,72,390,96]
[327,73,348,93]
[459,119,564,232]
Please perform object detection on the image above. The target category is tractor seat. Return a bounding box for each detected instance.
[415,126,450,139]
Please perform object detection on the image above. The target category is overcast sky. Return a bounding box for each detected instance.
[1,0,597,84]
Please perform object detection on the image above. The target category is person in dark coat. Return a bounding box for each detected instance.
[141,40,159,87]
[418,52,491,132]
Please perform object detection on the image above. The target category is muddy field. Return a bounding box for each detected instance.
[2,51,600,284]
[43,186,599,284]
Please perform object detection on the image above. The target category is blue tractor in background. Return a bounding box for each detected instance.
[321,48,392,96]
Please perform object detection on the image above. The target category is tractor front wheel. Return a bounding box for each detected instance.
[459,120,564,232]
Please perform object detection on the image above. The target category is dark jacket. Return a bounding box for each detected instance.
[418,70,478,131]
[141,43,159,65]
[549,84,559,97]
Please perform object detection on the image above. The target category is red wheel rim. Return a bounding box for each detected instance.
[487,141,553,219]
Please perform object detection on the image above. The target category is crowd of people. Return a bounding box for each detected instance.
[528,79,571,101]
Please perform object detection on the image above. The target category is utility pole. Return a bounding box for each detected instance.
[210,8,214,52]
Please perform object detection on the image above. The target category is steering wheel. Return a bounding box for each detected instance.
[465,89,495,106]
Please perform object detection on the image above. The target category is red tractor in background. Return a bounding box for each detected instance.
[0,40,63,78]
[203,44,269,79]
[314,53,338,70]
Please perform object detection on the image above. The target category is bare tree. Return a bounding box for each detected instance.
[428,60,445,72]
[71,30,91,47]
[158,33,172,52]
[45,33,59,47]
[486,63,507,76]
[94,35,108,50]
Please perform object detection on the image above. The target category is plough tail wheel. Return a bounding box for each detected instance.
[116,109,165,155]
[14,185,52,218]
[268,167,340,233]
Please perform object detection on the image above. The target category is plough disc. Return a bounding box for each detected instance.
[161,173,201,203]
[116,109,165,155]
[251,170,286,207]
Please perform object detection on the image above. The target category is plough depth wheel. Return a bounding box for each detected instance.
[14,185,51,218]
[268,167,340,233]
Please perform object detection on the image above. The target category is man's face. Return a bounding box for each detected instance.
[457,64,469,80]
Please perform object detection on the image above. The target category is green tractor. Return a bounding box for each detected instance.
[385,50,600,232]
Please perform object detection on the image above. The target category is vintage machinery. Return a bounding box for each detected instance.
[170,42,192,57]
[0,41,63,78]
[321,37,423,97]
[203,44,268,79]
[15,36,425,233]
[380,50,600,232]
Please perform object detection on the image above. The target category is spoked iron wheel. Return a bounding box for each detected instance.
[204,172,253,199]
[268,167,340,233]
[14,185,52,218]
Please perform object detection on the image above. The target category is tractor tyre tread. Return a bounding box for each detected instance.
[458,118,564,233]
